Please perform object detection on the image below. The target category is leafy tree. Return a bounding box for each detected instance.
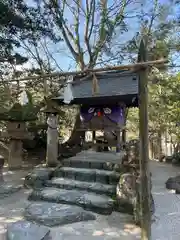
[124,0,180,158]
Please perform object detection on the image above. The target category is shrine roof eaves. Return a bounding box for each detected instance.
[53,70,139,107]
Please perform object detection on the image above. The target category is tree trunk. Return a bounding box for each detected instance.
[122,129,126,143]
[149,139,153,160]
[174,142,180,153]
[170,135,173,155]
[165,130,168,156]
[157,130,164,162]
[65,111,85,146]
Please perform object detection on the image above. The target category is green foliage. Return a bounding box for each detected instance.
[0,0,60,69]
[0,102,38,121]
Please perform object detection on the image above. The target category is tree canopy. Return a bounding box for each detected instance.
[0,0,179,153]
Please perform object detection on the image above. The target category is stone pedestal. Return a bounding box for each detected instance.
[8,140,23,169]
[46,114,58,167]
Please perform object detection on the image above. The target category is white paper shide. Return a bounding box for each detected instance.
[63,75,74,104]
[19,90,29,105]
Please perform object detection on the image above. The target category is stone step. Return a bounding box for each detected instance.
[28,187,114,215]
[62,158,122,171]
[24,202,96,227]
[53,167,120,185]
[45,177,116,196]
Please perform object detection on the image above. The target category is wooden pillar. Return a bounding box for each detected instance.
[122,107,128,144]
[116,128,121,153]
[92,131,96,142]
[92,131,96,150]
[116,102,125,154]
[138,39,151,240]
[122,129,126,144]
[46,113,58,167]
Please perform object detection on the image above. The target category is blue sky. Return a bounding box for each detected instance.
[19,0,179,72]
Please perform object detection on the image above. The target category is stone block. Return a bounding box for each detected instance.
[7,220,50,240]
[24,168,54,189]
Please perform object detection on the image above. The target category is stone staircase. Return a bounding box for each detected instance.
[27,152,122,216]
[6,151,139,239]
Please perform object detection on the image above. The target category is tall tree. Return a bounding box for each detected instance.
[36,0,138,70]
[24,0,142,144]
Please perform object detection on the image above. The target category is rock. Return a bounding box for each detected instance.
[24,202,96,227]
[175,188,180,194]
[123,140,140,166]
[165,175,180,190]
[7,220,50,240]
[28,187,114,215]
[24,168,54,189]
[116,172,155,224]
[0,183,22,199]
[172,158,179,165]
[116,173,137,214]
[165,156,172,163]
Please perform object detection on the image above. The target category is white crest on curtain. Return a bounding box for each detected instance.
[19,90,28,105]
[63,75,74,104]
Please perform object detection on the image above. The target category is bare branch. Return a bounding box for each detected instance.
[84,0,95,64]
[47,0,79,62]
[91,0,130,66]
[40,39,63,71]
[74,0,85,69]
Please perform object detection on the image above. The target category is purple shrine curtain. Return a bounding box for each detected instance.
[80,105,125,125]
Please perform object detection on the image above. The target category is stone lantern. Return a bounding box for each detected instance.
[0,102,37,169]
[41,100,59,167]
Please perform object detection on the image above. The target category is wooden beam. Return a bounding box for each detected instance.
[6,58,168,83]
[138,39,151,239]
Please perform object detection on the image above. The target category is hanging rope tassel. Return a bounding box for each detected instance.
[92,73,99,95]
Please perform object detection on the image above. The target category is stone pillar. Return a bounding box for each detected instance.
[46,114,58,167]
[0,155,4,183]
[8,140,23,169]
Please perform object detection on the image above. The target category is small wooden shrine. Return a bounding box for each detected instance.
[53,70,139,151]
[0,103,37,169]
